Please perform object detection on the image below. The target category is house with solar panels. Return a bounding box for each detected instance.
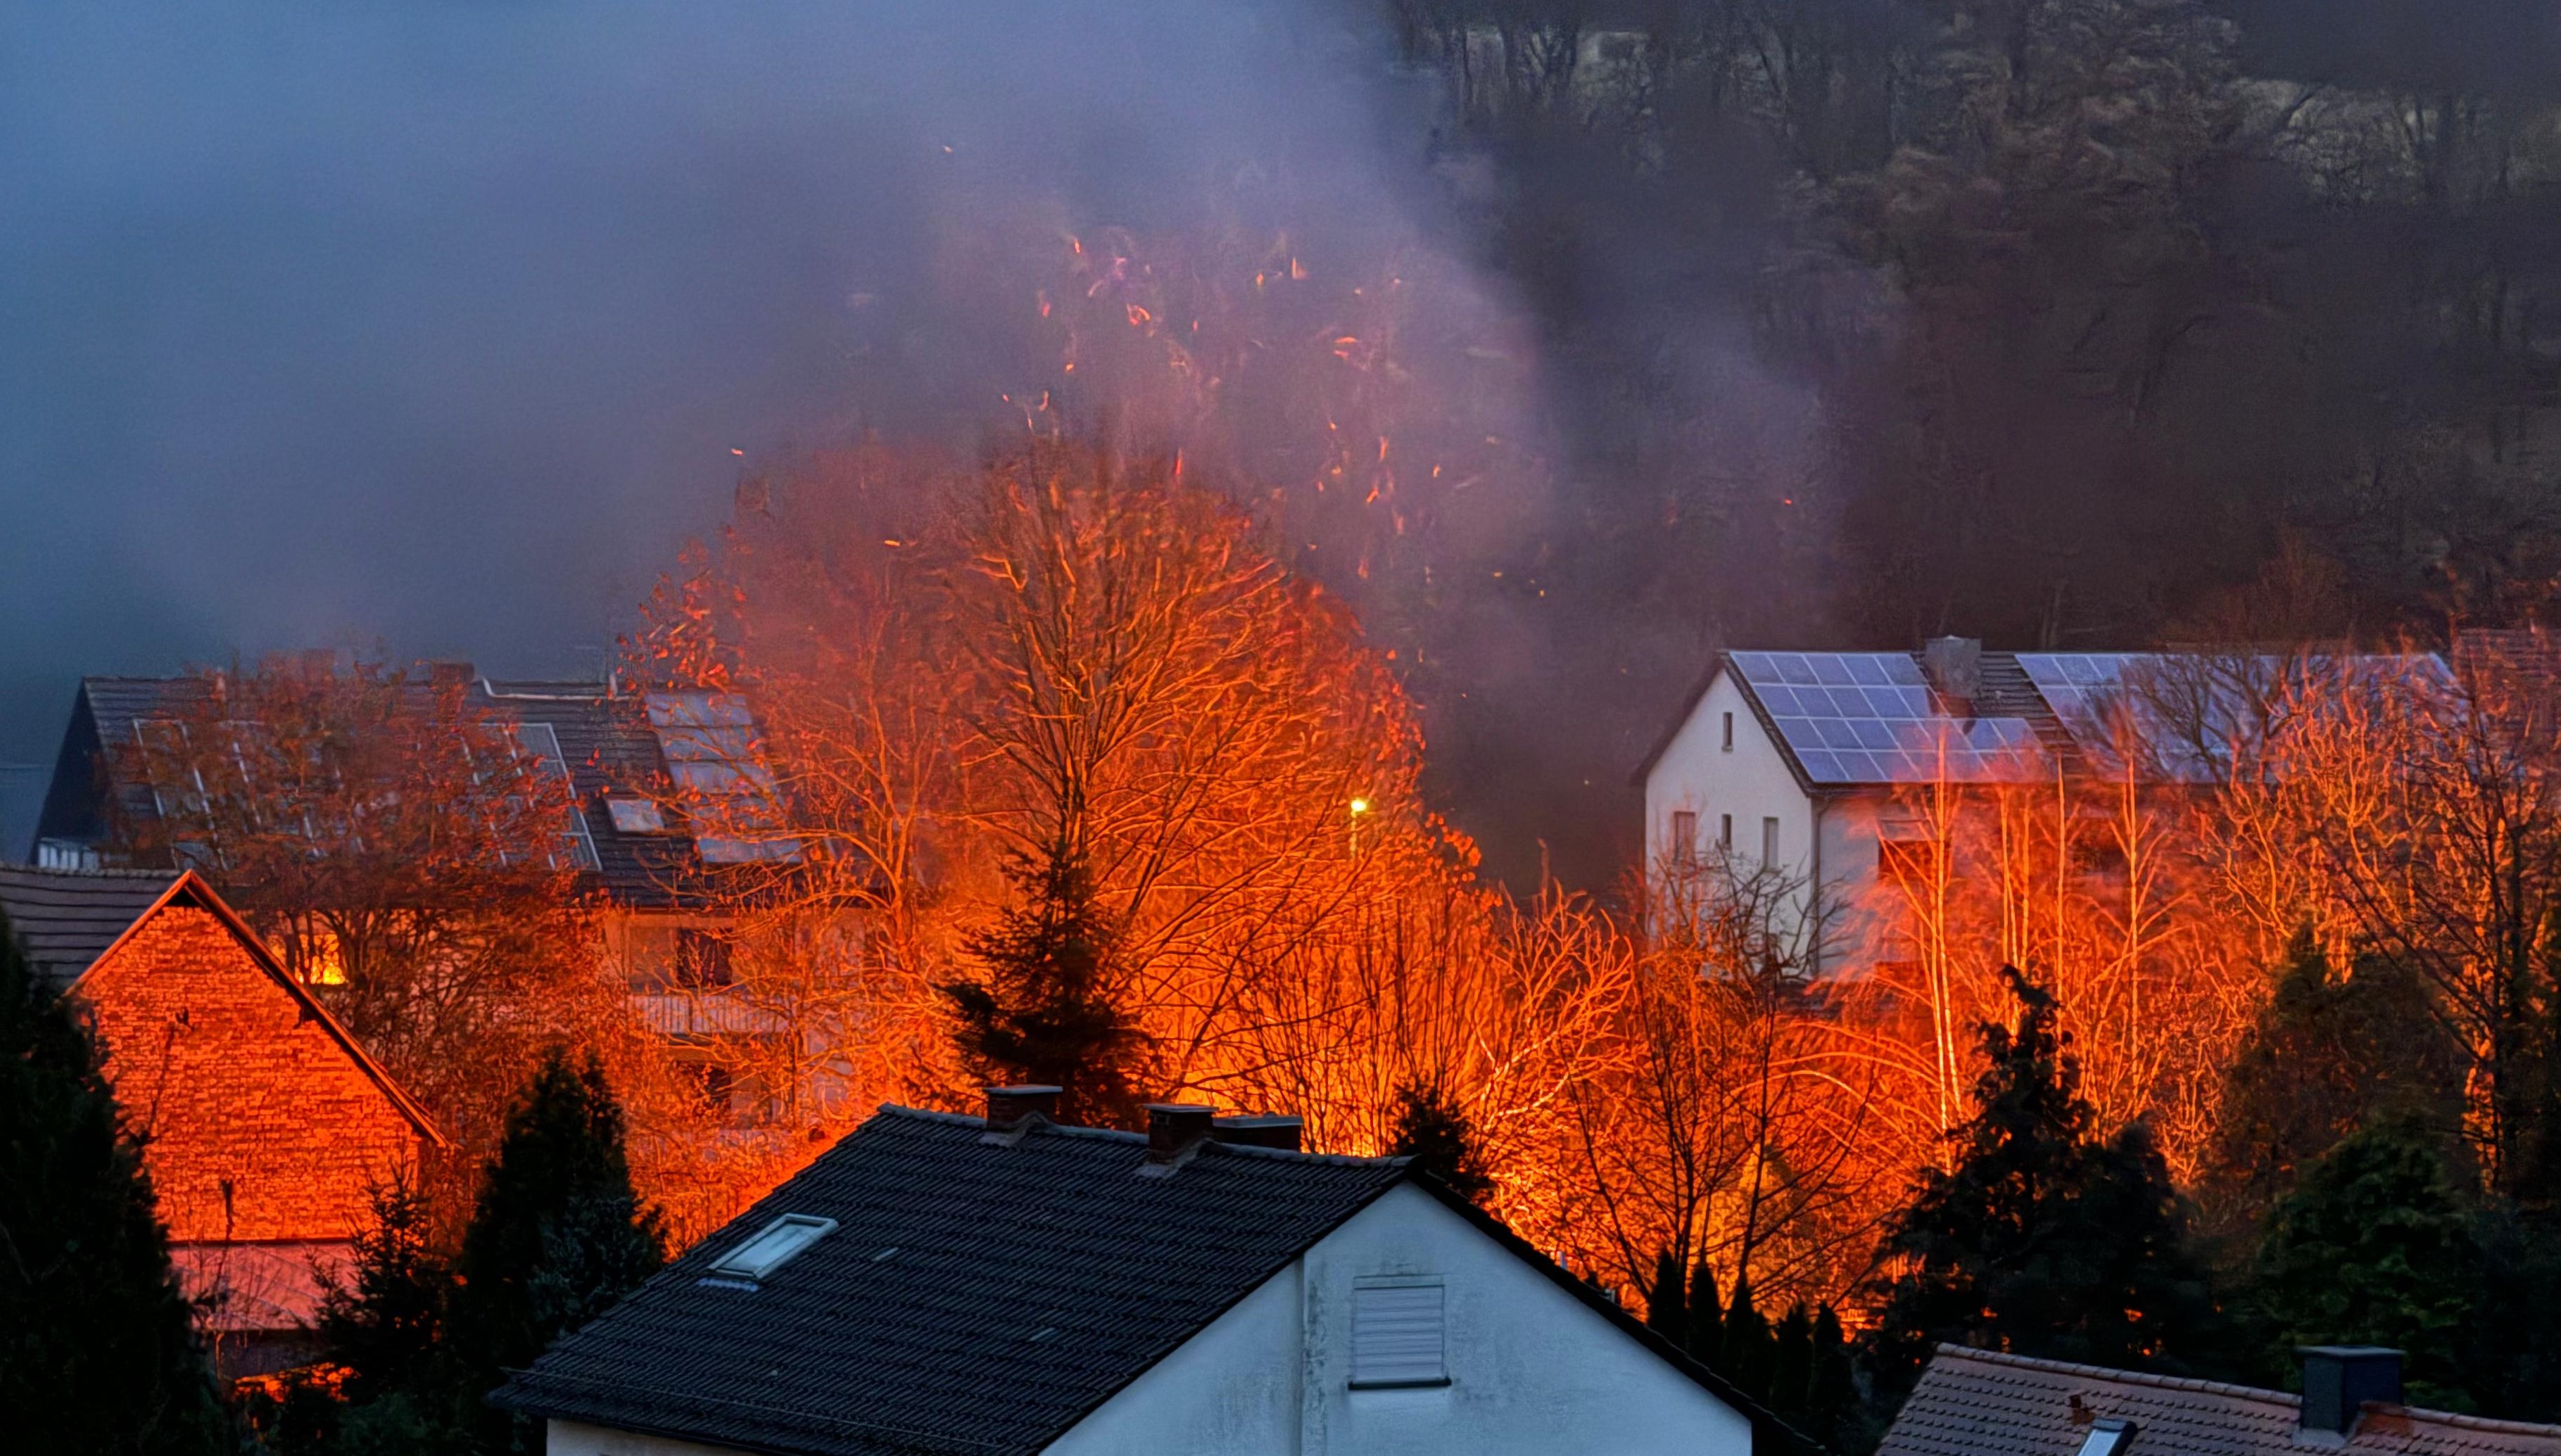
[493,1089,1792,1456]
[1633,638,2369,974]
[26,663,828,1120]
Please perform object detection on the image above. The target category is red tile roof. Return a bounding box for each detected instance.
[1881,1346,2561,1456]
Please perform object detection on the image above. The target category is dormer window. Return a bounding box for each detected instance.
[710,1214,837,1281]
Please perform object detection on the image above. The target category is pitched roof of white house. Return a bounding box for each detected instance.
[1879,1344,2561,1456]
[1634,647,2446,792]
[493,1104,1793,1456]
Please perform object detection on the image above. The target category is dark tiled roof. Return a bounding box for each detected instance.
[42,673,745,911]
[495,1108,1410,1455]
[497,1108,1799,1456]
[0,863,180,989]
[1880,1345,2561,1456]
[480,684,711,910]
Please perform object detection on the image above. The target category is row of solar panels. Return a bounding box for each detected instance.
[118,688,800,873]
[1726,650,2445,787]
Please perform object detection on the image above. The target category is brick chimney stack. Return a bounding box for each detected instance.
[1141,1104,1217,1174]
[982,1085,1061,1133]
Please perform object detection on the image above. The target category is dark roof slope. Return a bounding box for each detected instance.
[1880,1345,2561,1456]
[39,673,740,911]
[0,863,181,989]
[498,1108,1405,1454]
[496,1106,1792,1456]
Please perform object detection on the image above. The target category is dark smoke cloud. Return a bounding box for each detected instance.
[0,1,1524,749]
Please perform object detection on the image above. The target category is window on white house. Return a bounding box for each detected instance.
[1721,711,1734,752]
[1719,814,1733,849]
[1762,816,1780,865]
[710,1213,838,1281]
[1350,1276,1448,1388]
[1670,811,1697,863]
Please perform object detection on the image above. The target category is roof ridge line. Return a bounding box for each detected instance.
[876,1104,1409,1167]
[1933,1343,2296,1405]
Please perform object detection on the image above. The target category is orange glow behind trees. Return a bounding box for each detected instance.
[131,455,2561,1317]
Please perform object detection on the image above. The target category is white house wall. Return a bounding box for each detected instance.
[1297,1184,1754,1455]
[1058,1183,1753,1455]
[1645,671,1812,880]
[1815,790,1904,973]
[1645,670,1823,963]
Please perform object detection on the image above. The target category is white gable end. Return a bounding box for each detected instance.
[1051,1182,1754,1456]
[1645,669,1812,878]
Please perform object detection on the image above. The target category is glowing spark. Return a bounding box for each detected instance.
[730,448,745,456]
[1348,797,1371,816]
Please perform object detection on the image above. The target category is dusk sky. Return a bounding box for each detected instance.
[0,2,1434,766]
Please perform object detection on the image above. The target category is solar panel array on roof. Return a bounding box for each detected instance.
[2017,653,2268,783]
[644,692,802,864]
[507,721,602,872]
[1731,652,2046,784]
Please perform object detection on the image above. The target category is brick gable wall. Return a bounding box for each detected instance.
[81,905,422,1243]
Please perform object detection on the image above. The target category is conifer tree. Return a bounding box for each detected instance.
[2206,933,2462,1234]
[445,1047,665,1450]
[1771,1303,1815,1414]
[1686,1260,1724,1364]
[318,1177,450,1405]
[2254,1122,2481,1407]
[1386,1080,1497,1205]
[1648,1248,1688,1346]
[1721,1275,1776,1399]
[1864,968,2228,1403]
[942,840,1149,1128]
[1807,1305,1859,1441]
[0,911,230,1453]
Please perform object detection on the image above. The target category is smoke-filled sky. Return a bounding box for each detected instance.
[1,1,1517,760]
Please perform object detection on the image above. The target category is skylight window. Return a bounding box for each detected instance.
[710,1214,837,1281]
[606,797,668,834]
[2075,1419,2137,1456]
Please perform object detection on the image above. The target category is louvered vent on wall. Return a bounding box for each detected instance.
[1350,1277,1448,1388]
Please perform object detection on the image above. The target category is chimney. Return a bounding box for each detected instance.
[2298,1347,2401,1436]
[1142,1103,1217,1172]
[1212,1115,1304,1152]
[1923,636,1982,700]
[982,1085,1061,1134]
[429,660,473,691]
